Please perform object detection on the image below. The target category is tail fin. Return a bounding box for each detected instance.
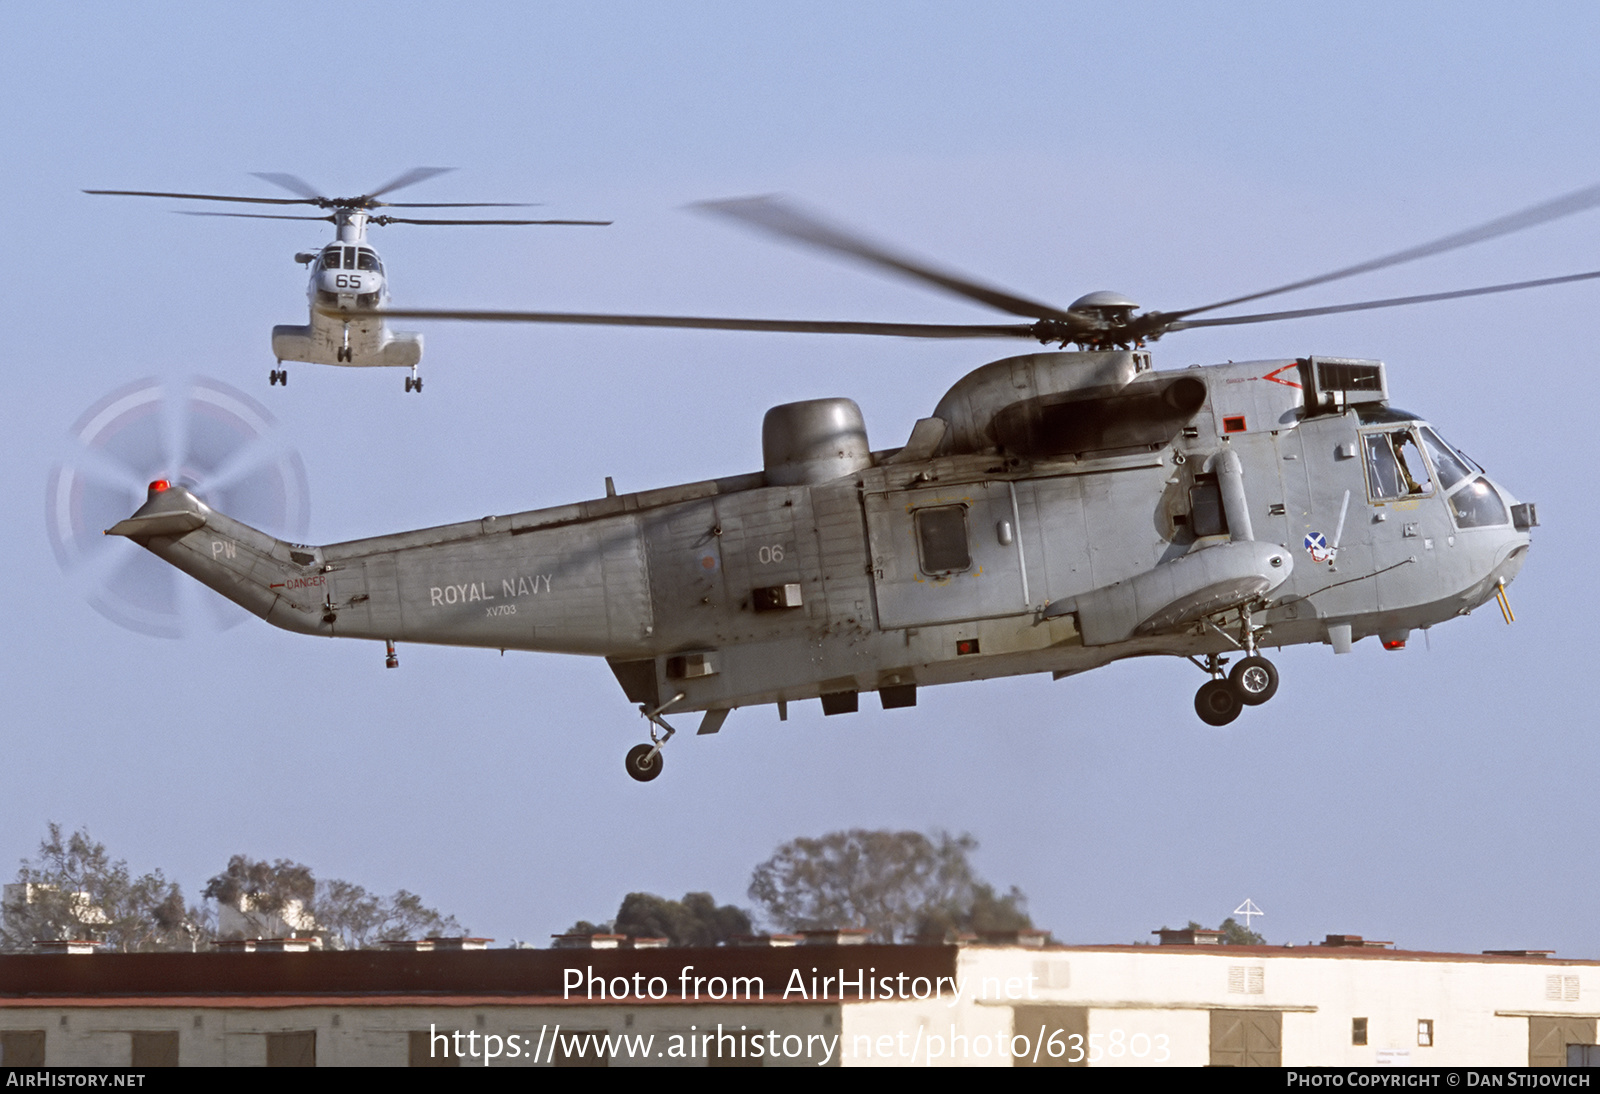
[107,481,327,636]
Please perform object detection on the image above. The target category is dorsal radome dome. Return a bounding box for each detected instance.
[1070,291,1140,311]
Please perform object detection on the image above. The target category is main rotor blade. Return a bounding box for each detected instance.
[375,201,541,208]
[85,188,313,206]
[693,195,1077,321]
[250,172,325,200]
[1177,181,1600,320]
[365,306,1037,339]
[364,166,455,200]
[372,216,611,226]
[176,211,334,222]
[1169,268,1600,330]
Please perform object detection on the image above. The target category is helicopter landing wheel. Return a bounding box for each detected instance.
[404,376,423,393]
[268,368,287,387]
[625,743,663,783]
[1229,655,1279,706]
[1195,679,1242,726]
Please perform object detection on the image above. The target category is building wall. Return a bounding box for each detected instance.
[1,945,1594,1067]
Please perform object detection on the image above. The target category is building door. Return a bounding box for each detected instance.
[1210,1009,1282,1067]
[1529,1016,1597,1067]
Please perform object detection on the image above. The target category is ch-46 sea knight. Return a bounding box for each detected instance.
[105,188,1593,781]
[86,168,609,392]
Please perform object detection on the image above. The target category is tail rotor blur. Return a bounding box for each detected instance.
[46,377,310,638]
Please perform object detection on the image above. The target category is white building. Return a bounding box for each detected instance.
[0,932,1594,1067]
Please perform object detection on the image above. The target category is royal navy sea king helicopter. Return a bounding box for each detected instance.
[106,187,1594,781]
[86,168,609,392]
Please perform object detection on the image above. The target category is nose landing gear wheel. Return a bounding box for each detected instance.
[1229,655,1279,706]
[1195,679,1242,726]
[625,743,663,782]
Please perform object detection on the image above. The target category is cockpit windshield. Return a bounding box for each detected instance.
[321,246,343,270]
[356,248,381,272]
[1419,427,1474,491]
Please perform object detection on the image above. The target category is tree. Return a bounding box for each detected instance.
[1,824,208,953]
[748,829,1032,944]
[203,856,315,938]
[204,855,462,949]
[912,882,1033,944]
[615,892,751,946]
[1218,917,1267,945]
[562,892,752,946]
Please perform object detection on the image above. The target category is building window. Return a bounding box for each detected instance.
[1547,975,1581,1002]
[1227,965,1265,994]
[553,1029,609,1068]
[1352,1018,1368,1046]
[266,1030,317,1067]
[1417,1019,1434,1048]
[0,1031,46,1067]
[130,1031,179,1067]
[408,1030,461,1067]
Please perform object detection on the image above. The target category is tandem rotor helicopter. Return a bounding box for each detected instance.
[86,168,610,392]
[104,185,1598,781]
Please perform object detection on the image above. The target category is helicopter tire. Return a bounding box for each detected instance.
[625,744,663,783]
[1229,655,1279,706]
[1195,679,1242,726]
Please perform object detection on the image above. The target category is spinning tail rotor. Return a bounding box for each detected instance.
[46,377,310,638]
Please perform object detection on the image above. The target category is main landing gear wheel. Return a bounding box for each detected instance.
[625,743,663,782]
[268,369,287,387]
[1195,679,1242,726]
[404,376,423,393]
[1229,655,1279,706]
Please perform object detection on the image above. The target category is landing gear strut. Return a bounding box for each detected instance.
[626,692,685,783]
[1189,604,1279,725]
[404,365,422,394]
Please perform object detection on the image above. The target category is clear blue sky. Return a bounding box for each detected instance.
[3,2,1597,952]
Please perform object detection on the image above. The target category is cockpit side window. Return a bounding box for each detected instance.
[1392,430,1433,496]
[356,248,380,272]
[1363,432,1403,500]
[321,246,343,270]
[1363,428,1433,502]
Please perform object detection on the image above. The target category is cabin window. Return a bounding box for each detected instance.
[914,505,970,574]
[1363,428,1434,502]
[320,246,343,270]
[357,248,380,271]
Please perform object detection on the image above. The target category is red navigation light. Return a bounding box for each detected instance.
[1382,639,1406,651]
[149,479,171,493]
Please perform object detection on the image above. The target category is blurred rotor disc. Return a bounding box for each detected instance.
[46,376,310,638]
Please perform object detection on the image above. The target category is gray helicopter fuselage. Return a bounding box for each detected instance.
[111,350,1532,730]
[270,212,422,370]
